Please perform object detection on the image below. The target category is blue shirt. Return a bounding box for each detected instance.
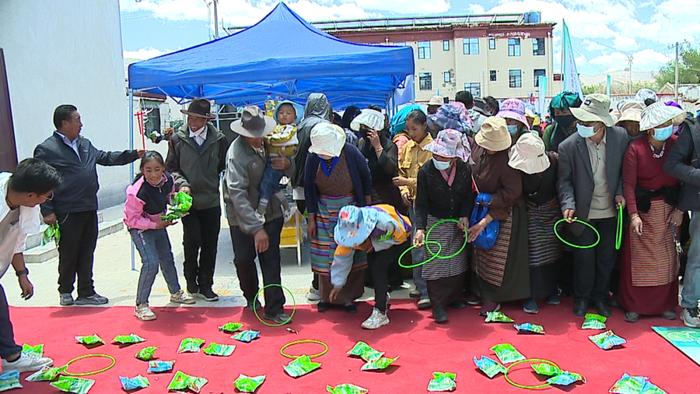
[54,131,80,160]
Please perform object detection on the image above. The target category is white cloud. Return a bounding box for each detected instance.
[589,52,629,73]
[634,49,670,69]
[123,48,166,62]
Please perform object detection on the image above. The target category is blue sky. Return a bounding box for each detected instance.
[120,0,698,79]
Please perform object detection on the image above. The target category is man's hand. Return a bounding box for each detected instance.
[458,217,469,231]
[254,229,269,253]
[307,216,316,239]
[179,186,192,195]
[367,130,382,151]
[43,213,57,226]
[137,149,146,158]
[413,229,425,246]
[615,195,626,209]
[630,214,643,236]
[155,219,176,229]
[668,209,684,227]
[163,127,174,137]
[392,176,410,187]
[401,193,412,208]
[271,157,291,171]
[329,286,343,303]
[18,276,33,300]
[563,209,576,223]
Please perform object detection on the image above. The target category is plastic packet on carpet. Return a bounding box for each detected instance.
[589,330,626,350]
[218,322,243,333]
[490,343,525,364]
[177,338,205,353]
[75,335,104,347]
[113,334,145,345]
[167,371,208,393]
[582,313,607,330]
[283,355,321,377]
[531,363,561,377]
[484,311,514,323]
[136,346,157,361]
[347,341,383,362]
[473,355,506,378]
[233,374,266,393]
[50,376,95,394]
[326,383,369,394]
[608,373,667,394]
[202,342,235,357]
[22,343,44,357]
[361,356,398,371]
[0,371,21,392]
[119,375,150,391]
[232,330,260,343]
[514,323,545,334]
[547,371,585,386]
[427,371,457,392]
[25,366,66,382]
[147,360,174,373]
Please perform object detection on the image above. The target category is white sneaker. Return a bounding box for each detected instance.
[361,308,389,330]
[307,287,321,302]
[2,352,53,373]
[682,307,700,328]
[134,304,156,321]
[170,290,196,304]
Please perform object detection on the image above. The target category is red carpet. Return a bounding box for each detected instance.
[8,300,697,393]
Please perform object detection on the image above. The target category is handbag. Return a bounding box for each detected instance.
[470,176,500,250]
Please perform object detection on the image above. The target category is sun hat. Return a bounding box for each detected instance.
[389,104,423,136]
[475,116,511,152]
[334,205,379,248]
[273,100,304,124]
[570,94,615,127]
[180,98,214,118]
[497,98,529,128]
[640,101,685,131]
[230,106,276,137]
[635,88,658,105]
[350,109,385,132]
[616,100,644,124]
[427,102,474,134]
[308,122,347,157]
[548,91,582,119]
[508,133,550,174]
[423,128,470,161]
[428,96,444,106]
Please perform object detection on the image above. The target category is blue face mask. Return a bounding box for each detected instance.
[653,125,673,142]
[432,158,452,171]
[507,124,519,135]
[576,123,596,138]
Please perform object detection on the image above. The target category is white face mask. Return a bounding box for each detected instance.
[432,158,452,171]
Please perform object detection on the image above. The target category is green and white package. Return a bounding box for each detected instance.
[136,346,157,361]
[218,322,243,333]
[473,355,506,378]
[589,330,626,350]
[112,334,145,345]
[326,384,368,394]
[232,330,260,343]
[75,335,104,347]
[347,341,383,362]
[22,343,44,357]
[427,371,457,392]
[0,371,21,392]
[484,311,514,323]
[514,323,545,334]
[361,356,398,371]
[582,313,607,330]
[119,375,150,391]
[147,360,174,373]
[546,371,585,386]
[177,338,205,353]
[167,371,207,393]
[25,366,66,382]
[283,355,321,378]
[609,373,667,394]
[531,363,561,377]
[50,376,95,394]
[490,343,525,364]
[233,374,266,393]
[202,342,235,357]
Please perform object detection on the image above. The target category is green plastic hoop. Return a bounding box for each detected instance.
[425,218,469,260]
[252,284,296,327]
[398,241,442,268]
[553,218,601,249]
[615,206,623,250]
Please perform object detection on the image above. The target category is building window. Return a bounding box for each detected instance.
[534,69,546,87]
[463,38,479,55]
[442,40,450,51]
[418,41,431,59]
[533,38,545,56]
[419,72,432,90]
[509,69,522,88]
[489,37,496,50]
[443,71,451,83]
[464,82,481,98]
[489,70,497,81]
[508,38,521,56]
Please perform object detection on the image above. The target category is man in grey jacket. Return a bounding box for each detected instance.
[225,106,293,325]
[558,94,629,318]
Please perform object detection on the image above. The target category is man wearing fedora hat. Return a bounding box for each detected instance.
[225,106,293,324]
[558,94,630,317]
[165,98,227,302]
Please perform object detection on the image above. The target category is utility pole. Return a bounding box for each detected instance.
[213,0,219,39]
[675,41,680,102]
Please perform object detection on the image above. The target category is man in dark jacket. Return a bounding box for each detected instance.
[663,116,700,327]
[34,104,143,306]
[166,99,227,302]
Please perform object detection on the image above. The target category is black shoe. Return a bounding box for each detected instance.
[187,283,199,295]
[433,306,448,324]
[317,302,331,312]
[624,311,640,323]
[594,301,612,317]
[465,294,481,306]
[263,312,292,325]
[197,288,219,302]
[343,303,357,313]
[573,299,588,317]
[245,299,262,310]
[449,300,467,309]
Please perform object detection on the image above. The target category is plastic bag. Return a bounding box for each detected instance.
[162,191,193,221]
[326,384,368,394]
[233,374,266,393]
[531,363,561,377]
[473,355,506,378]
[547,371,585,386]
[75,335,104,347]
[283,355,321,378]
[50,376,95,394]
[514,323,545,335]
[609,373,667,394]
[25,366,66,382]
[147,360,174,373]
[232,330,260,343]
[177,338,205,353]
[119,375,150,391]
[0,371,21,392]
[361,356,398,371]
[167,371,208,393]
[427,371,457,392]
[22,343,44,357]
[347,341,383,362]
[484,311,514,323]
[113,334,145,345]
[589,330,626,350]
[136,346,157,361]
[490,343,525,364]
[202,342,235,357]
[582,313,607,330]
[219,322,243,333]
[42,223,61,245]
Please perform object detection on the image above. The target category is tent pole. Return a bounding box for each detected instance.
[128,89,136,272]
[215,103,221,130]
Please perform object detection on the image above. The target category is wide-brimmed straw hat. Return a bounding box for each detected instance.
[428,96,444,106]
[616,101,644,124]
[570,94,615,127]
[508,133,550,174]
[308,122,347,157]
[350,109,385,132]
[334,205,379,248]
[475,116,511,152]
[230,106,276,138]
[640,101,685,131]
[423,128,470,161]
[497,98,528,128]
[180,99,214,118]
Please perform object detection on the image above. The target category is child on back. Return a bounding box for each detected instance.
[255,101,303,220]
[124,151,195,321]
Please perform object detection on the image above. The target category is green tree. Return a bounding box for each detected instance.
[582,80,657,95]
[655,45,700,86]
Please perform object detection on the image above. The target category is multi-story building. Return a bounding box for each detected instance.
[315,13,563,104]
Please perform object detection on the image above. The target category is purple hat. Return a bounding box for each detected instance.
[497,98,528,128]
[423,128,471,161]
[665,100,682,109]
[427,102,474,134]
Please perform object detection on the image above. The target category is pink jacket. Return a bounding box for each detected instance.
[123,174,175,230]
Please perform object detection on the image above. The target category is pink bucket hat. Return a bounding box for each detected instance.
[423,128,471,161]
[497,98,528,128]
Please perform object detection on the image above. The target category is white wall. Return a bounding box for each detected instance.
[0,0,131,208]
